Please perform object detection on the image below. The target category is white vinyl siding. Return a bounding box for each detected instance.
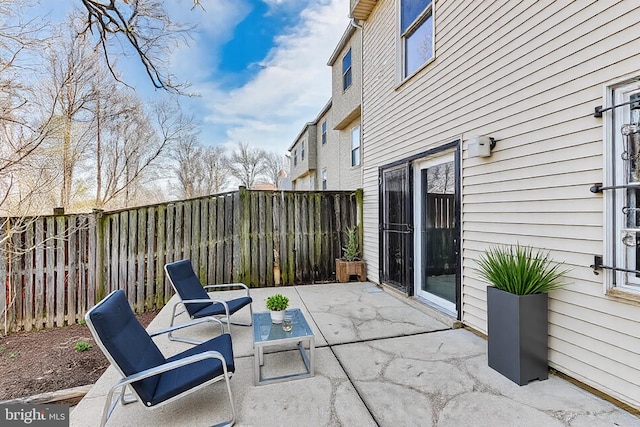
[361,0,640,409]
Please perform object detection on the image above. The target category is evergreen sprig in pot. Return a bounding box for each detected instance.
[336,226,366,282]
[476,244,569,385]
[265,293,289,324]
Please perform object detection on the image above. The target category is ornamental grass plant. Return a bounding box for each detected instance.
[342,226,361,261]
[477,244,569,295]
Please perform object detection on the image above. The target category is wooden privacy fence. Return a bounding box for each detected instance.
[1,188,363,333]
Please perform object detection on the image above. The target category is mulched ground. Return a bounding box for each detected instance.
[0,310,159,403]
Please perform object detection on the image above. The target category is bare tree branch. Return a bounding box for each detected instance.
[79,0,195,94]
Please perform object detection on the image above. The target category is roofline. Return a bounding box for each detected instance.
[315,99,333,121]
[288,122,315,151]
[287,99,332,152]
[350,0,377,21]
[327,24,357,66]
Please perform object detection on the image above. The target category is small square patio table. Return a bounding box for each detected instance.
[253,308,315,385]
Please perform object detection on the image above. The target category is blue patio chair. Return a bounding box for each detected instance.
[85,290,236,427]
[164,259,253,342]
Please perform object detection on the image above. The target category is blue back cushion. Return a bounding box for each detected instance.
[166,260,211,316]
[88,290,165,404]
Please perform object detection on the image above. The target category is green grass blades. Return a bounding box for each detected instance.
[476,244,569,295]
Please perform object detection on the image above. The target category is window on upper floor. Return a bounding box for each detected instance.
[321,169,327,190]
[294,149,298,166]
[604,79,640,294]
[351,125,361,167]
[301,140,305,161]
[321,121,327,145]
[401,0,434,79]
[342,48,352,91]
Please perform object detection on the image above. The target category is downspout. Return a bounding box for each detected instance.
[350,17,364,191]
[350,17,366,272]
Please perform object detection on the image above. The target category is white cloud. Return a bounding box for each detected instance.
[198,0,351,154]
[167,0,252,80]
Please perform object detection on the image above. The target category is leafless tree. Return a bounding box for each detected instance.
[426,162,455,194]
[92,93,170,208]
[0,1,59,215]
[0,0,45,123]
[201,146,231,194]
[38,15,105,210]
[262,151,288,188]
[173,140,230,198]
[227,142,267,189]
[79,0,196,93]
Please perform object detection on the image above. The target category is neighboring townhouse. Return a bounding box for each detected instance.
[327,24,363,190]
[350,0,640,411]
[288,101,325,190]
[289,25,363,191]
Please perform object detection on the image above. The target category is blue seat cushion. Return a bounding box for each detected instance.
[166,260,211,316]
[88,290,165,404]
[150,333,235,406]
[193,296,253,319]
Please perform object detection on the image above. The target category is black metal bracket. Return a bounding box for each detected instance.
[590,183,640,193]
[591,255,603,275]
[594,99,640,117]
[489,137,497,150]
[591,255,640,275]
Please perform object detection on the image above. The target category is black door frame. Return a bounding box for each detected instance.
[379,162,414,293]
[378,140,461,317]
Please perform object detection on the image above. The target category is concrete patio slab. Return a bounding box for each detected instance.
[334,329,640,426]
[298,283,450,345]
[71,282,640,426]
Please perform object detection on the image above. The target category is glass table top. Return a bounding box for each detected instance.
[253,308,314,344]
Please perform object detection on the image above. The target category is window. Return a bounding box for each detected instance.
[321,121,327,145]
[321,169,327,190]
[401,0,434,78]
[606,80,640,291]
[294,149,298,166]
[301,140,305,161]
[351,125,361,167]
[342,48,352,91]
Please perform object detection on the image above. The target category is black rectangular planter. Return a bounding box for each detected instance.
[487,286,549,385]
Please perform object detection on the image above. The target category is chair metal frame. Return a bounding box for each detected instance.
[85,290,236,427]
[165,260,253,343]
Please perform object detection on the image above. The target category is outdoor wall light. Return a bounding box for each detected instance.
[468,136,496,158]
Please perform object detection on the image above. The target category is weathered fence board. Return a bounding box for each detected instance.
[0,230,6,333]
[1,189,361,333]
[24,224,34,332]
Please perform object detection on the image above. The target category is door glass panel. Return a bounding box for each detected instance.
[421,161,456,303]
[382,166,410,290]
[622,92,640,286]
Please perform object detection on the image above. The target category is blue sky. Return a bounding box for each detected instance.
[29,0,350,154]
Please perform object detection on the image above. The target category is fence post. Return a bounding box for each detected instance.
[238,187,251,285]
[356,188,364,247]
[93,209,106,303]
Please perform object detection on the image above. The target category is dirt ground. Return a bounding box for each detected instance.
[0,310,159,403]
